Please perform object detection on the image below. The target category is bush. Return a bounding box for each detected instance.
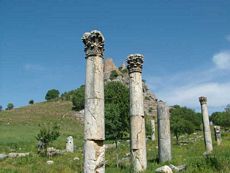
[170,105,202,144]
[36,122,60,155]
[109,70,119,80]
[6,103,14,110]
[211,111,230,128]
[29,100,34,105]
[45,89,60,101]
[72,85,85,111]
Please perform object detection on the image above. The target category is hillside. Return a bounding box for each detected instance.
[0,100,230,172]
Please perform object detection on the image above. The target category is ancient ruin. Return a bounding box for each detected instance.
[199,96,213,153]
[66,136,74,152]
[157,101,172,163]
[82,30,105,173]
[127,54,147,172]
[103,58,158,118]
[214,126,221,145]
[150,118,156,141]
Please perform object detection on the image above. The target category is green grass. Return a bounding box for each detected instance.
[0,101,230,172]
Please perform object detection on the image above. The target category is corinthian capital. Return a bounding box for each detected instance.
[82,30,105,57]
[127,54,144,73]
[199,96,207,105]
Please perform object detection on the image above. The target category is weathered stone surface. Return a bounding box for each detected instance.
[47,147,63,157]
[199,96,213,153]
[129,72,144,116]
[169,164,186,172]
[0,154,8,160]
[214,125,221,145]
[84,98,104,140]
[47,160,54,165]
[150,119,156,141]
[157,101,172,163]
[104,58,117,79]
[127,54,147,172]
[155,165,173,173]
[74,157,80,161]
[82,30,105,173]
[8,152,29,158]
[66,136,74,152]
[84,140,105,173]
[8,153,18,158]
[82,30,104,57]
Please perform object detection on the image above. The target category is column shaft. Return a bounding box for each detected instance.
[150,119,156,141]
[82,31,105,173]
[199,97,213,153]
[157,101,171,163]
[127,54,147,172]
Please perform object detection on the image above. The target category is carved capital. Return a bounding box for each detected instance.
[82,30,105,57]
[199,96,207,105]
[127,54,144,73]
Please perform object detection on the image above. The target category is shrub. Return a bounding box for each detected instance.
[45,89,60,101]
[6,103,14,110]
[72,85,85,111]
[36,122,60,155]
[29,100,34,105]
[109,70,119,80]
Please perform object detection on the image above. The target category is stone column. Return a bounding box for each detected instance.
[214,126,221,145]
[127,54,147,172]
[66,136,74,152]
[82,30,105,173]
[199,96,213,153]
[157,101,172,163]
[150,118,156,141]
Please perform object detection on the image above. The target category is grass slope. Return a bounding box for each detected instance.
[0,101,230,173]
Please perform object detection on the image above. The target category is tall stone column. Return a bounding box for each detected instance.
[214,126,221,145]
[127,54,147,172]
[199,96,213,153]
[150,118,156,141]
[82,30,105,173]
[157,101,171,163]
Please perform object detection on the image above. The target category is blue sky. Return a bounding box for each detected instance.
[1,0,230,113]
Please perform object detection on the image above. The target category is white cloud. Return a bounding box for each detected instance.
[159,82,230,108]
[146,51,230,113]
[212,51,230,70]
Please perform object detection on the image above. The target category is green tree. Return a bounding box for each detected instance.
[211,111,230,128]
[45,89,60,101]
[104,81,129,145]
[72,85,85,111]
[6,103,14,110]
[36,122,60,155]
[0,105,2,111]
[170,105,202,144]
[109,70,119,80]
[29,100,34,105]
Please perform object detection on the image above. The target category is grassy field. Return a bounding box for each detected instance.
[0,101,230,172]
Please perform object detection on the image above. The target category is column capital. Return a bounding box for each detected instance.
[82,30,105,57]
[199,96,207,105]
[127,54,144,74]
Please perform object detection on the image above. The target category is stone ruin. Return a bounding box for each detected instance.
[81,30,218,173]
[199,96,213,154]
